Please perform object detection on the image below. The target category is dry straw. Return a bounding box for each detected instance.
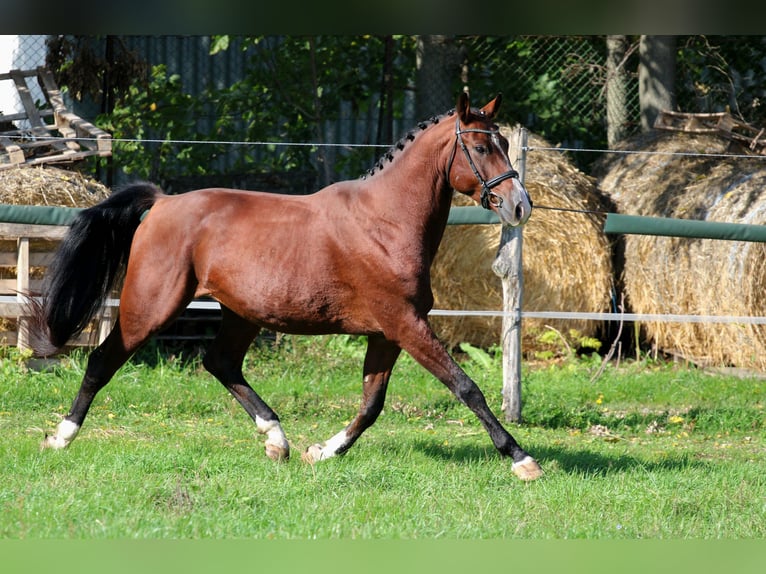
[430,124,614,352]
[595,130,766,369]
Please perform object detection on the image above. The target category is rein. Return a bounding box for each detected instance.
[448,116,520,210]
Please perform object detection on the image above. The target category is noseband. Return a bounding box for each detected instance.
[447,116,520,210]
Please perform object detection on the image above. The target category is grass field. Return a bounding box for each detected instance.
[1,335,764,539]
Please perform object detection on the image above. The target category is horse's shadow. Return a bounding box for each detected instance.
[406,439,701,478]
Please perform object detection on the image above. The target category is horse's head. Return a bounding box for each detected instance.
[447,92,532,227]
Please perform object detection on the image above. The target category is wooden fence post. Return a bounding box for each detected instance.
[492,128,527,423]
[16,237,30,350]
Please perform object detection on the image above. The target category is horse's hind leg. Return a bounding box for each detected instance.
[302,334,401,463]
[42,318,137,449]
[43,254,197,450]
[202,306,289,461]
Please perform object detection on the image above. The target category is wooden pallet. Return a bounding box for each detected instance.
[654,110,766,154]
[0,67,112,169]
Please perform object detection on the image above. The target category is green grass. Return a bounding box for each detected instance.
[1,336,764,539]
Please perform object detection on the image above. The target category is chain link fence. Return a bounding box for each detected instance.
[4,35,765,181]
[461,35,640,154]
[0,35,48,128]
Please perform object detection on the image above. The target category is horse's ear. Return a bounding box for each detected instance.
[480,93,503,118]
[457,92,471,122]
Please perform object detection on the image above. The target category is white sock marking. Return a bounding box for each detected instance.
[319,429,349,459]
[47,419,81,449]
[255,416,289,451]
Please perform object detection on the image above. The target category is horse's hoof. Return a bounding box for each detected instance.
[301,444,324,464]
[265,442,289,462]
[40,433,64,450]
[512,456,544,481]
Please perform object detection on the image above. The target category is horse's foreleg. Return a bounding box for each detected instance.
[203,307,289,461]
[302,334,401,463]
[42,321,133,449]
[398,316,543,481]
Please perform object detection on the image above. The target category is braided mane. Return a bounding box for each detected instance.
[361,108,457,179]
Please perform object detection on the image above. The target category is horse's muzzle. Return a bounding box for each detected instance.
[497,179,532,227]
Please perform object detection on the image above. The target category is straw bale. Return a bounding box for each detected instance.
[595,130,766,369]
[0,165,110,207]
[430,125,614,352]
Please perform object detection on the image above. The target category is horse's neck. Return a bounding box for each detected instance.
[351,143,454,262]
[362,130,454,228]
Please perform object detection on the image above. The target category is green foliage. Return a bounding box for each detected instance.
[457,342,494,370]
[531,326,602,361]
[60,35,417,185]
[465,36,609,161]
[96,65,215,182]
[48,35,766,184]
[676,35,766,126]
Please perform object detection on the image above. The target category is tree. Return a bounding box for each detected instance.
[605,35,631,147]
[639,35,676,131]
[415,36,464,120]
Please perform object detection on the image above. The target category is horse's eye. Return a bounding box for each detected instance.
[474,144,488,155]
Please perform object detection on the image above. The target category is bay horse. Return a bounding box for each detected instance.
[30,93,542,480]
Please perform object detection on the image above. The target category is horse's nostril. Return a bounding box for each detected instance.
[515,203,524,221]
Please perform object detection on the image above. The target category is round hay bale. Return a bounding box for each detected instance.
[1,166,111,338]
[430,125,614,354]
[595,130,766,369]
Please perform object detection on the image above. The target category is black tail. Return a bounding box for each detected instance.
[29,182,162,356]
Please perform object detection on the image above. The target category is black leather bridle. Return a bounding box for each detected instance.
[447,116,521,210]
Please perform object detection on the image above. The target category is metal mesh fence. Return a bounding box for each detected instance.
[459,35,641,154]
[4,35,766,182]
[0,35,49,126]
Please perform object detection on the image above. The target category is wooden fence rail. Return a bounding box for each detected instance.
[0,221,115,348]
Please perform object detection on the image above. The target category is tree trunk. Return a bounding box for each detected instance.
[377,35,395,146]
[639,35,676,131]
[606,35,630,147]
[415,36,463,119]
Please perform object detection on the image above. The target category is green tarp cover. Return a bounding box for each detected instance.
[0,204,501,227]
[446,206,500,225]
[604,213,766,243]
[0,204,82,226]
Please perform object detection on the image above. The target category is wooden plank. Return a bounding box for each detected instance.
[0,330,17,345]
[0,251,55,266]
[0,69,37,81]
[56,110,112,152]
[0,328,101,347]
[0,109,54,123]
[37,70,82,151]
[38,69,110,153]
[37,68,65,109]
[0,150,100,170]
[10,70,46,129]
[0,223,69,240]
[0,278,43,293]
[0,301,22,317]
[16,237,30,348]
[0,136,24,164]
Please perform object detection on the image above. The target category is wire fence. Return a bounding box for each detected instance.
[6,35,766,184]
[4,125,766,327]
